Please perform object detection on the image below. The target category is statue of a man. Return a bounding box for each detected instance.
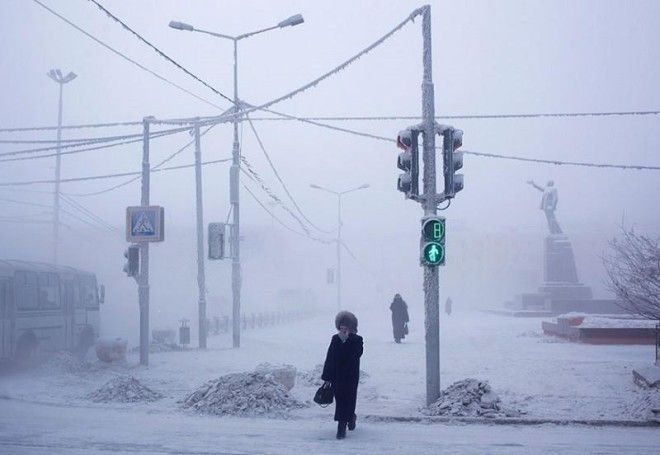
[527,180,563,234]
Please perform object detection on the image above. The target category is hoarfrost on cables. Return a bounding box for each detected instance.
[182,371,307,417]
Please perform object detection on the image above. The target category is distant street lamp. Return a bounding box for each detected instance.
[309,183,370,311]
[169,13,304,349]
[47,69,77,264]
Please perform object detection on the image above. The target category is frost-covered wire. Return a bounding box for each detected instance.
[251,108,660,170]
[31,0,224,110]
[242,182,332,244]
[87,0,234,105]
[239,157,311,235]
[0,120,143,133]
[0,157,231,187]
[245,114,331,234]
[244,110,660,121]
[65,124,217,197]
[188,7,424,128]
[0,126,190,158]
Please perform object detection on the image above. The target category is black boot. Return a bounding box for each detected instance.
[348,414,356,431]
[336,421,347,439]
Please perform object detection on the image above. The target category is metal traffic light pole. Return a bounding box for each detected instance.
[420,5,441,406]
[193,121,207,349]
[139,116,152,366]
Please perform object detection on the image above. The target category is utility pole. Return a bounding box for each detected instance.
[230,40,242,349]
[309,183,370,312]
[139,116,152,366]
[336,195,342,312]
[47,69,76,264]
[420,5,440,406]
[168,13,304,349]
[194,121,207,349]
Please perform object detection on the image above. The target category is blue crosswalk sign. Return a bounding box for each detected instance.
[126,206,164,242]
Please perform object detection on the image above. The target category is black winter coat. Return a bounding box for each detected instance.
[321,333,363,422]
[390,297,409,340]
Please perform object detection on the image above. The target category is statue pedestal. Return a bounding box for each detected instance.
[505,234,625,314]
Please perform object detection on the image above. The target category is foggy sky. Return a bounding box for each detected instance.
[1,0,659,340]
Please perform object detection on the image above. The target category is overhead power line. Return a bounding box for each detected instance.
[0,157,231,187]
[245,114,331,234]
[64,124,217,197]
[242,182,332,244]
[0,120,142,133]
[246,110,660,121]
[0,127,189,162]
[31,0,224,110]
[87,0,234,105]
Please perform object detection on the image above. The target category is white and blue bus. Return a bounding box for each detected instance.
[0,260,103,362]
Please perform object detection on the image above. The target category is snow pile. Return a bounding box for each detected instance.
[87,376,163,403]
[297,364,369,387]
[182,372,306,417]
[130,340,183,354]
[41,351,89,374]
[624,391,660,420]
[425,379,520,418]
[96,338,127,363]
[254,363,296,391]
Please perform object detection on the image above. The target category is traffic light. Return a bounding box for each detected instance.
[396,128,420,198]
[420,216,445,266]
[208,222,225,260]
[442,127,464,198]
[123,244,140,277]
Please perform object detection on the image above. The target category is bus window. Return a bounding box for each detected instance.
[80,275,98,309]
[15,271,38,310]
[38,273,60,309]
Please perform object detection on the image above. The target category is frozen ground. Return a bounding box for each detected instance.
[0,399,658,455]
[0,310,658,453]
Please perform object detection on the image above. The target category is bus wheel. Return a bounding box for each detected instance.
[76,326,95,360]
[14,332,37,367]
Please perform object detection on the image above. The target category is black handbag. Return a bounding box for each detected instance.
[313,384,334,407]
[404,323,409,335]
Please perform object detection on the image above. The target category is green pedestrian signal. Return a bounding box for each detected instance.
[420,216,446,266]
[423,242,444,265]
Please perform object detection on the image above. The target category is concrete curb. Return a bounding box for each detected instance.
[363,414,660,428]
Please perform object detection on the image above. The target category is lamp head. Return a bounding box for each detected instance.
[169,20,194,31]
[278,14,304,28]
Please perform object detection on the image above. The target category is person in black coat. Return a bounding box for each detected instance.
[390,293,409,343]
[321,311,363,440]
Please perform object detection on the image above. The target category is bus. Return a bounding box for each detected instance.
[0,260,104,362]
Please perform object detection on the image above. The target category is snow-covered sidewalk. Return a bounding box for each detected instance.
[0,399,658,455]
[0,310,656,421]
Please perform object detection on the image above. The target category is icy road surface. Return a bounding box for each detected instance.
[0,399,658,455]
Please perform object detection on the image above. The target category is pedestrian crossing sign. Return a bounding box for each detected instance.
[126,206,165,242]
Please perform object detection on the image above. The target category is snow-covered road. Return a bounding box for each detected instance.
[0,399,658,455]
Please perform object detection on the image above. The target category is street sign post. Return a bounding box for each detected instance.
[126,206,165,242]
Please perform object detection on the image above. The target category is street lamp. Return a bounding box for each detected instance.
[309,183,370,311]
[169,14,304,349]
[47,69,77,264]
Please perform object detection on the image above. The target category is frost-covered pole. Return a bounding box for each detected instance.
[336,194,342,311]
[47,69,76,264]
[421,5,440,406]
[139,116,151,366]
[194,120,207,349]
[231,39,242,349]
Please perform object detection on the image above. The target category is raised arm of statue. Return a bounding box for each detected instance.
[526,180,544,192]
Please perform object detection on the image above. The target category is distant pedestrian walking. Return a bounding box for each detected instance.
[321,311,363,440]
[445,297,452,316]
[390,293,409,343]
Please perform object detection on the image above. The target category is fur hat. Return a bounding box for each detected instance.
[335,311,358,333]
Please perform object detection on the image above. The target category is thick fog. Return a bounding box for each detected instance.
[1,0,659,343]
